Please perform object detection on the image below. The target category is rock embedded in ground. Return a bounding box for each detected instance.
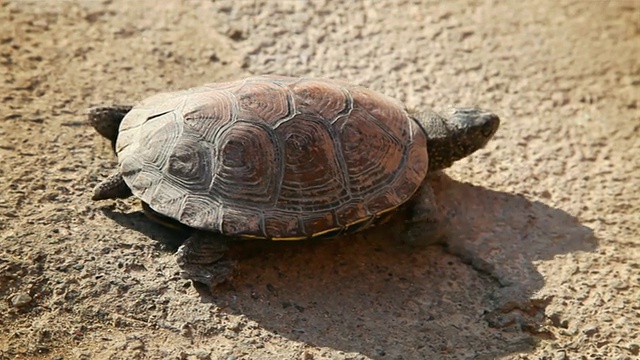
[10,292,32,308]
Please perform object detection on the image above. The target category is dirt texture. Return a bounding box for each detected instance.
[1,0,639,359]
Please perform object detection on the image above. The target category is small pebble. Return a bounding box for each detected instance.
[11,292,32,308]
[180,323,193,338]
[553,350,568,360]
[582,325,598,336]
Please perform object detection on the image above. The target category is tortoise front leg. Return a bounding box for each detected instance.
[139,203,234,288]
[401,183,448,246]
[176,232,236,288]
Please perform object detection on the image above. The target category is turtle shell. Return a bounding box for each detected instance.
[115,76,428,240]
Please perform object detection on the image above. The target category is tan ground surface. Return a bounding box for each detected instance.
[1,0,639,359]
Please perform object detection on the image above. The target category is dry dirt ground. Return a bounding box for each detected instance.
[1,0,639,359]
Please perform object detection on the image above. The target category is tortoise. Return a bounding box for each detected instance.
[89,75,500,287]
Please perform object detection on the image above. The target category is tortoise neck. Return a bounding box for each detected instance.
[411,111,458,172]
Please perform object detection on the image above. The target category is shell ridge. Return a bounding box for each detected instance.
[331,86,355,201]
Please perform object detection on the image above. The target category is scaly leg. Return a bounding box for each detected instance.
[176,232,236,288]
[92,171,132,200]
[402,183,448,246]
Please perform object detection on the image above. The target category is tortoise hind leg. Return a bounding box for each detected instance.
[177,232,235,288]
[92,171,132,200]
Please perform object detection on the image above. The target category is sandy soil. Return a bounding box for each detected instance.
[1,0,639,359]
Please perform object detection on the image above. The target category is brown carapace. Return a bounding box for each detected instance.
[90,75,500,287]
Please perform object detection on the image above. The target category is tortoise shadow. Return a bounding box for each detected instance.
[99,205,189,250]
[100,174,597,359]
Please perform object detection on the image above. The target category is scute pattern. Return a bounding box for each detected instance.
[182,91,237,140]
[179,195,220,230]
[391,138,428,201]
[263,211,301,239]
[334,108,405,195]
[215,121,280,207]
[165,135,213,191]
[221,208,263,236]
[349,86,411,141]
[116,76,429,239]
[290,79,352,122]
[235,80,295,126]
[148,180,185,219]
[276,117,348,212]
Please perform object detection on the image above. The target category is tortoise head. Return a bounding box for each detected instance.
[87,105,133,152]
[411,107,500,172]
